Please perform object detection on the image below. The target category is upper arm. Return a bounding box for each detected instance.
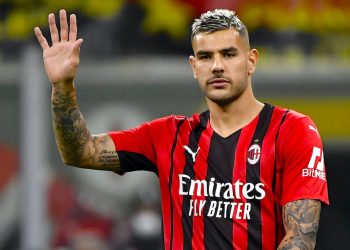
[79,133,121,172]
[278,199,321,250]
[278,115,329,206]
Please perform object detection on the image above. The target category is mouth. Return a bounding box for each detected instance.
[207,78,230,88]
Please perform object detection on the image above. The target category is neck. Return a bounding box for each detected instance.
[207,89,264,138]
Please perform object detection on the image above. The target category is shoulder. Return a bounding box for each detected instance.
[272,105,316,133]
[273,105,322,154]
[148,112,205,129]
[145,114,189,135]
[147,114,187,128]
[273,105,307,120]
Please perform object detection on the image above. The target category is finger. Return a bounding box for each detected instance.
[48,13,59,44]
[72,38,83,56]
[59,9,69,41]
[34,27,49,50]
[69,14,77,41]
[71,39,83,65]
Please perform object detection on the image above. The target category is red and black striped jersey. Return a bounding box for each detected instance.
[108,103,329,250]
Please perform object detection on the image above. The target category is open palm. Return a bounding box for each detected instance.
[34,9,83,84]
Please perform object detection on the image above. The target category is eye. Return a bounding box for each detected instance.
[198,54,211,60]
[224,52,236,58]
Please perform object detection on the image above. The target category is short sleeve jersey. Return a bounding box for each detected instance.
[108,104,329,250]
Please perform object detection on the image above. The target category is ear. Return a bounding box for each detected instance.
[247,49,259,75]
[189,55,198,80]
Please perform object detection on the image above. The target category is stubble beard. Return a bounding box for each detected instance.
[204,81,247,107]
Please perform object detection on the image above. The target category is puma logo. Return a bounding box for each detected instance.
[183,146,200,162]
[309,125,319,138]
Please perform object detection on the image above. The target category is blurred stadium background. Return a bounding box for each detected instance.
[0,0,349,249]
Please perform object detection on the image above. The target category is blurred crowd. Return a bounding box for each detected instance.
[0,0,350,62]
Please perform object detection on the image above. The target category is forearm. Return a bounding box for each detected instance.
[277,232,316,250]
[37,10,120,171]
[51,80,92,166]
[277,199,321,250]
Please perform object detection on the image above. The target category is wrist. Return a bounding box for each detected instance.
[52,79,75,92]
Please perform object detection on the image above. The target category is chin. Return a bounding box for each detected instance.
[207,94,239,106]
[205,86,246,106]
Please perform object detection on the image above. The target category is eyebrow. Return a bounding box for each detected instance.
[196,46,239,57]
[221,47,238,53]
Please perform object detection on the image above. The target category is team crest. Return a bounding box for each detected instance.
[247,144,261,165]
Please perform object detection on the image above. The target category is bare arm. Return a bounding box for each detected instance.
[51,81,120,171]
[278,199,321,250]
[35,10,120,171]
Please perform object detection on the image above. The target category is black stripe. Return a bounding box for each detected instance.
[182,112,209,250]
[247,104,274,250]
[118,151,158,175]
[272,110,289,190]
[204,131,240,250]
[273,110,289,249]
[169,118,186,250]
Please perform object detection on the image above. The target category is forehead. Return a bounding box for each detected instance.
[192,29,246,52]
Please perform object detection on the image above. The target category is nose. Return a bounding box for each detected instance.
[211,55,224,74]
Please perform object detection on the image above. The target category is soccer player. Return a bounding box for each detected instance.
[34,9,329,250]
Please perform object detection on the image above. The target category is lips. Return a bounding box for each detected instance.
[208,78,230,88]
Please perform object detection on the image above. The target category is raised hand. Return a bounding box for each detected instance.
[34,9,83,85]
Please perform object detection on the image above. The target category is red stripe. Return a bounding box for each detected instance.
[158,117,186,250]
[274,109,291,246]
[160,173,171,250]
[191,124,213,250]
[259,109,283,249]
[158,128,177,250]
[232,116,259,249]
[171,123,190,250]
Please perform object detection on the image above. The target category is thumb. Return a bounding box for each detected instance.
[72,38,83,56]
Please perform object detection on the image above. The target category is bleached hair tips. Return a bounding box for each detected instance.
[191,9,247,40]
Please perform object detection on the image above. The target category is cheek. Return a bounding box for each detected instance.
[243,58,250,72]
[230,59,248,75]
[235,56,247,67]
[194,64,207,80]
[195,70,207,90]
[197,76,206,89]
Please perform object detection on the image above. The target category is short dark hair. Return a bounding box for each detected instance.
[191,9,248,41]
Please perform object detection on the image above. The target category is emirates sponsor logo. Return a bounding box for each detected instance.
[247,144,261,165]
[178,174,266,220]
